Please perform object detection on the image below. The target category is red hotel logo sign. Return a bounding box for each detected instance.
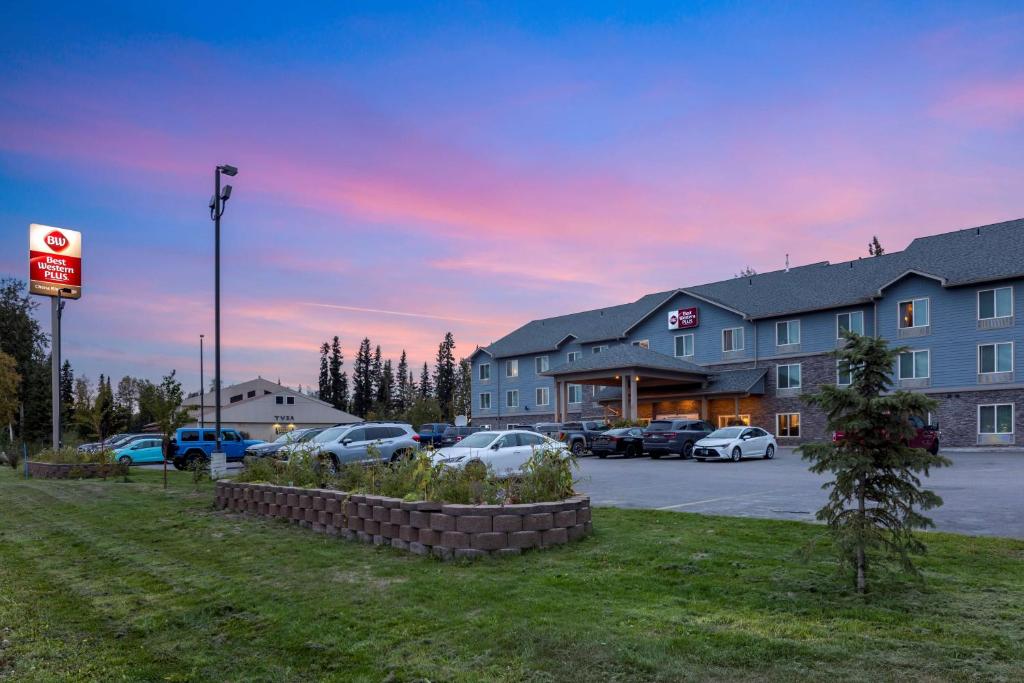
[29,224,82,299]
[667,307,699,330]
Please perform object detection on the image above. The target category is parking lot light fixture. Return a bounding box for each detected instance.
[210,164,237,456]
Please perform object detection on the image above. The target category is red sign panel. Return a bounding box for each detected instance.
[29,224,82,299]
[667,307,699,330]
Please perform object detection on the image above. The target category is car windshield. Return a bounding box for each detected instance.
[450,431,499,449]
[645,421,673,431]
[604,428,630,436]
[708,427,744,439]
[272,432,296,444]
[299,429,322,442]
[312,426,347,443]
[561,422,582,430]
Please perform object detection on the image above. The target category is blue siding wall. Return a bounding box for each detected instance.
[625,292,751,364]
[754,305,874,359]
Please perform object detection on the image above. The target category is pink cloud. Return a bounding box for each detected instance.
[932,76,1024,128]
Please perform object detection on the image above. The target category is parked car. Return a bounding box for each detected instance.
[534,422,563,439]
[432,430,568,476]
[416,423,452,447]
[832,415,940,455]
[113,437,166,465]
[693,426,777,462]
[78,432,139,452]
[243,427,323,459]
[556,420,610,456]
[438,425,485,447]
[169,428,264,470]
[298,422,420,470]
[506,423,537,431]
[591,427,645,458]
[643,419,715,459]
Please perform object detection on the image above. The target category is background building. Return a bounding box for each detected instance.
[470,219,1024,447]
[182,378,359,441]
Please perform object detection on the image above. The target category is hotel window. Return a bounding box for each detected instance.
[722,327,744,352]
[898,298,929,329]
[776,320,800,345]
[777,413,800,437]
[717,414,750,427]
[631,340,650,349]
[568,384,583,404]
[567,351,581,363]
[479,363,490,381]
[535,387,550,406]
[674,333,694,358]
[777,363,802,389]
[837,360,852,386]
[592,345,608,354]
[505,390,519,408]
[837,311,864,337]
[979,342,1013,374]
[505,359,518,378]
[479,393,491,410]
[979,404,1014,435]
[898,349,930,379]
[535,356,549,373]
[978,287,1013,320]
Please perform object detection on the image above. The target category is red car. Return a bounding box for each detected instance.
[832,415,939,454]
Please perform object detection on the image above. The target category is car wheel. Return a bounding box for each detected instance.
[764,444,775,460]
[682,441,694,459]
[625,444,639,459]
[322,454,340,475]
[731,447,742,462]
[650,452,661,459]
[598,452,608,459]
[390,449,411,462]
[571,441,585,456]
[118,455,132,466]
[929,440,939,456]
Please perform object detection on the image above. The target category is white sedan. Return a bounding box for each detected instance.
[431,430,568,476]
[693,426,777,462]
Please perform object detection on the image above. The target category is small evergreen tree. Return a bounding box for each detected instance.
[377,358,395,414]
[418,362,433,399]
[869,236,885,257]
[434,332,456,419]
[59,359,75,431]
[370,345,383,404]
[453,357,472,419]
[351,338,374,417]
[329,336,347,412]
[395,350,411,414]
[317,342,332,406]
[799,332,950,593]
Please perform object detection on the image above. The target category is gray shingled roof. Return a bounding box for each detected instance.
[542,344,709,377]
[594,367,768,400]
[483,218,1024,358]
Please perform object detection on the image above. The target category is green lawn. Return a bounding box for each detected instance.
[1,467,1022,682]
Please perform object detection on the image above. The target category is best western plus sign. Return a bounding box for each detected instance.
[29,224,83,299]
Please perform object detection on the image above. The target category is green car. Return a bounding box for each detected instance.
[113,437,165,465]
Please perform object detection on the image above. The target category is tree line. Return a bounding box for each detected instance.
[316,332,472,424]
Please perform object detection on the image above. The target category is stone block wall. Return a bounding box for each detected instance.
[214,481,592,560]
[28,461,129,479]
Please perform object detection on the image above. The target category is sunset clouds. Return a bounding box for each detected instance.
[1,3,1023,391]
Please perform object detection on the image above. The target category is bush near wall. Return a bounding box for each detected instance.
[215,480,592,560]
[28,447,128,479]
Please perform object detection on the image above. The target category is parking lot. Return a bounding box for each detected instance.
[577,448,1024,539]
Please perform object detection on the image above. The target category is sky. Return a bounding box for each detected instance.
[1,2,1023,394]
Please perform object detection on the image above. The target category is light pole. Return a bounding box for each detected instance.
[51,286,73,448]
[209,164,236,457]
[199,334,205,429]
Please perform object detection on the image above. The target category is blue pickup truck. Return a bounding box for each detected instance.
[169,428,263,470]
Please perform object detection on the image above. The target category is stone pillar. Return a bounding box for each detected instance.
[630,375,639,421]
[620,375,628,421]
[733,396,740,422]
[554,380,562,421]
[701,396,709,420]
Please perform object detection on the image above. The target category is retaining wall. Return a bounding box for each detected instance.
[28,461,129,479]
[215,481,592,560]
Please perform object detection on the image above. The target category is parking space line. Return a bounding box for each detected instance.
[656,491,776,510]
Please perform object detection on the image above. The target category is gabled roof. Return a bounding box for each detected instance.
[542,344,709,377]
[478,218,1024,359]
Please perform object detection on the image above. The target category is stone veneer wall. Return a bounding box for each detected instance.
[215,481,592,560]
[28,461,129,479]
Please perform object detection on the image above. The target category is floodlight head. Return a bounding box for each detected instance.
[208,194,217,210]
[218,164,238,177]
[221,185,233,201]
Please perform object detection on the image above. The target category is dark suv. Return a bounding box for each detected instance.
[643,419,715,459]
[439,425,484,447]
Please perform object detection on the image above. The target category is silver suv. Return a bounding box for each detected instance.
[300,422,420,468]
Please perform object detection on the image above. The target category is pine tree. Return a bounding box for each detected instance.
[453,358,472,419]
[869,236,885,257]
[338,371,349,413]
[418,362,433,399]
[378,359,395,414]
[395,350,410,414]
[799,332,950,593]
[113,376,137,432]
[59,360,75,431]
[433,332,457,420]
[317,342,332,406]
[370,345,383,404]
[329,336,347,412]
[351,338,374,417]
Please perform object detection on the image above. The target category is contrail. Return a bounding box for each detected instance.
[299,301,486,324]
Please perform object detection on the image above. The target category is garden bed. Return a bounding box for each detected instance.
[27,461,128,479]
[215,480,591,559]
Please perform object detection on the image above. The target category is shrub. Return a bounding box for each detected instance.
[33,446,115,465]
[515,446,578,503]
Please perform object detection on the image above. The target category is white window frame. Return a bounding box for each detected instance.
[505,359,518,378]
[535,355,549,373]
[568,384,583,404]
[978,287,1014,320]
[566,351,581,363]
[898,297,930,329]
[836,310,865,338]
[535,386,550,407]
[674,333,695,358]
[836,360,852,386]
[479,392,491,410]
[978,403,1014,435]
[978,341,1014,375]
[776,320,800,346]
[776,363,802,389]
[898,349,930,380]
[776,412,801,437]
[592,345,608,354]
[478,363,490,381]
[717,414,750,427]
[505,389,519,408]
[631,339,650,349]
[722,327,745,352]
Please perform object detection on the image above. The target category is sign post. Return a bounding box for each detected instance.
[29,224,82,449]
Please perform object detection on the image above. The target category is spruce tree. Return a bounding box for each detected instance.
[454,358,472,419]
[59,360,75,431]
[395,350,410,414]
[329,336,347,411]
[370,345,383,404]
[317,342,332,405]
[378,359,395,415]
[433,332,457,419]
[799,332,950,593]
[351,338,374,417]
[418,362,433,399]
[869,235,885,257]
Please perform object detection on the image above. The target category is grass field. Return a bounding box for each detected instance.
[1,467,1022,682]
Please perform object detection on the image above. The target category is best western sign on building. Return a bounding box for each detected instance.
[29,224,82,299]
[667,306,698,330]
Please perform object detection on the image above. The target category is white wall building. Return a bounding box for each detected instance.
[182,378,359,441]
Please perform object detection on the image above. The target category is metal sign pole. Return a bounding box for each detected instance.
[51,295,60,449]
